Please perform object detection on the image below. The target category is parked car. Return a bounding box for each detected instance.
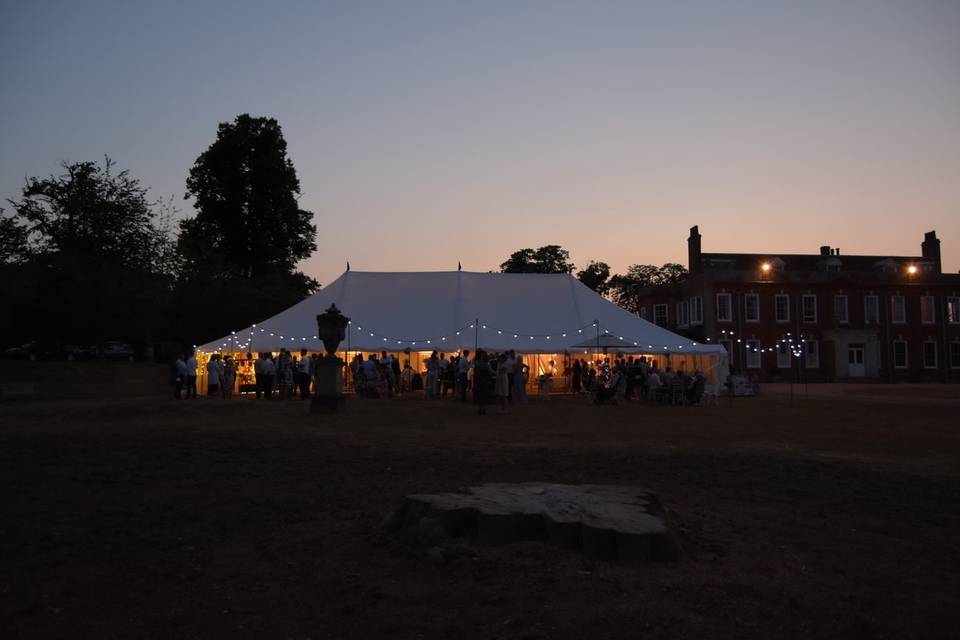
[2,341,64,360]
[96,341,135,361]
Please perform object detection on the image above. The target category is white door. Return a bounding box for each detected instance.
[847,345,865,377]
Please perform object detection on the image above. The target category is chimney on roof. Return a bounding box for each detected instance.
[820,245,831,256]
[688,225,702,274]
[921,230,941,274]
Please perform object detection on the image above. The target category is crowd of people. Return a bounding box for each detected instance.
[173,348,315,400]
[349,349,531,414]
[572,356,708,405]
[171,349,708,408]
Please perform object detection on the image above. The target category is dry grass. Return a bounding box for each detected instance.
[1,364,958,639]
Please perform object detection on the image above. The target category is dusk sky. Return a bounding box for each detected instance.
[2,0,958,284]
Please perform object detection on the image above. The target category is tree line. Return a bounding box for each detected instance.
[499,245,686,314]
[0,114,317,357]
[0,114,686,359]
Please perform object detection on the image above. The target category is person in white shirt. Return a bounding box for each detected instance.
[262,354,276,400]
[297,348,312,400]
[173,354,188,399]
[185,352,198,399]
[206,354,222,397]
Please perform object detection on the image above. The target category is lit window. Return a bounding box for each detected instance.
[948,298,960,324]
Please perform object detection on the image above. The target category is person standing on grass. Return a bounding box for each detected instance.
[173,354,187,399]
[206,354,221,397]
[472,350,494,415]
[254,352,266,399]
[494,352,510,412]
[185,351,198,399]
[262,353,276,400]
[512,355,528,403]
[222,355,236,399]
[457,350,471,402]
[425,351,439,399]
[297,348,312,400]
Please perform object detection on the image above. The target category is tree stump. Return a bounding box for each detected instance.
[384,483,679,562]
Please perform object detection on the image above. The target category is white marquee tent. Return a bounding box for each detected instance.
[198,270,727,379]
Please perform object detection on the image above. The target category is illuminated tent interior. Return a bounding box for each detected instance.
[196,270,728,393]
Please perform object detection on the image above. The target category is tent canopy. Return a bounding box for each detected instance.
[198,270,725,358]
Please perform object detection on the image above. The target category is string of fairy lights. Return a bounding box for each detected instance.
[199,319,709,354]
[705,329,817,359]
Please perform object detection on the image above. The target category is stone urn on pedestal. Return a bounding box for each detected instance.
[311,304,350,414]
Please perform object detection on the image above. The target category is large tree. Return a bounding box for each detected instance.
[180,114,316,280]
[500,245,574,274]
[609,263,687,315]
[2,158,177,348]
[175,115,319,344]
[576,260,611,295]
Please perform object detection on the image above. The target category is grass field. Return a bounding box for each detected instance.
[1,364,958,639]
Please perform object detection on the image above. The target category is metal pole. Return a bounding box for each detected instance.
[474,318,479,353]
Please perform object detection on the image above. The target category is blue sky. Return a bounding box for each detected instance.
[2,0,958,283]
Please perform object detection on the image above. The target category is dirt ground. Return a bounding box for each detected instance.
[1,364,958,639]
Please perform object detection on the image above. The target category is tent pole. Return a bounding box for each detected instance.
[474,318,479,353]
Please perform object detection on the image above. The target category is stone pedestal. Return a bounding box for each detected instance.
[385,482,679,562]
[310,355,345,414]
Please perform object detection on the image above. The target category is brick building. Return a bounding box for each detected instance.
[636,226,960,382]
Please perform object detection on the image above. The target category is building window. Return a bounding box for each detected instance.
[775,294,790,323]
[744,293,759,322]
[922,341,937,369]
[801,294,817,323]
[716,293,732,322]
[777,343,792,369]
[834,294,848,323]
[676,301,689,327]
[746,340,761,368]
[864,295,879,324]
[891,295,906,324]
[920,296,936,324]
[947,297,959,324]
[950,342,960,369]
[805,340,819,368]
[893,340,908,369]
[690,296,703,325]
[653,304,668,327]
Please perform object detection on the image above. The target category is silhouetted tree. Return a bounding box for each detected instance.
[576,260,611,295]
[175,114,319,345]
[2,158,177,348]
[500,245,574,273]
[609,263,687,315]
[180,114,316,280]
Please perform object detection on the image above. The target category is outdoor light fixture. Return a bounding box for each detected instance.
[907,264,918,275]
[761,262,771,272]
